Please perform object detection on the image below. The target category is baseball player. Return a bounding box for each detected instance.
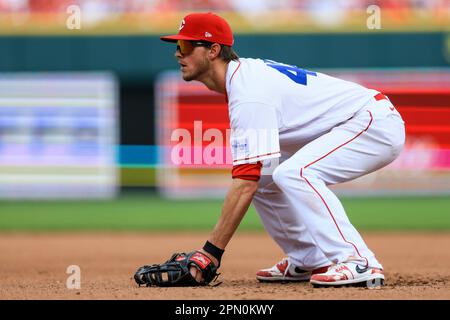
[156,12,405,288]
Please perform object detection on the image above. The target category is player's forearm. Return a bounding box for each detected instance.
[208,178,258,249]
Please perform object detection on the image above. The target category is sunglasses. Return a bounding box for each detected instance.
[176,40,212,55]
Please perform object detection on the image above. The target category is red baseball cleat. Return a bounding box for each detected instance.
[256,257,329,282]
[310,261,385,288]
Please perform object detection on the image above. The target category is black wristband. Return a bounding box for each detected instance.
[203,241,225,266]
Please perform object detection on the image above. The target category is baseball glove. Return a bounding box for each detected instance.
[134,251,220,287]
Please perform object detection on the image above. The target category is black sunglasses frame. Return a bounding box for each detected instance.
[191,41,213,48]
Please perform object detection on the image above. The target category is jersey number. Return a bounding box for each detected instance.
[264,60,316,86]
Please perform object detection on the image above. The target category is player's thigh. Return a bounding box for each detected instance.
[285,110,405,185]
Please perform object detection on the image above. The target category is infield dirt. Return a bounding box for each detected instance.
[1,232,449,300]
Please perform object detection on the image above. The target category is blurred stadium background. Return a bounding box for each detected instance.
[0,0,449,231]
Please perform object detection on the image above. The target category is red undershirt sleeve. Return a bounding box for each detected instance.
[231,162,263,181]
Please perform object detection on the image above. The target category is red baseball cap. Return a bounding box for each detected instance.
[160,12,234,46]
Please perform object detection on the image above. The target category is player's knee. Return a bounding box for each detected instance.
[273,160,321,189]
[272,162,294,188]
[271,163,284,187]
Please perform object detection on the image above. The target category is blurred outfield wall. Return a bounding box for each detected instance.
[156,69,450,198]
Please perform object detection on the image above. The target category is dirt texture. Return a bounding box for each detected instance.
[1,231,450,300]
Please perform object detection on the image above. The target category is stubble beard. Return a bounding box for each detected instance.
[182,57,210,82]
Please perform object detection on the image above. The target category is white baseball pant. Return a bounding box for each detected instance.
[252,97,405,269]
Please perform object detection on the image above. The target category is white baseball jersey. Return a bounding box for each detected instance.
[225,57,405,271]
[226,58,380,165]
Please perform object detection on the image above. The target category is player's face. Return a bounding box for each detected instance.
[175,40,212,81]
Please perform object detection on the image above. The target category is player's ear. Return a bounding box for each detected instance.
[208,43,221,60]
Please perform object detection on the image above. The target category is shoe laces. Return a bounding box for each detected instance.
[333,263,349,273]
[330,261,369,274]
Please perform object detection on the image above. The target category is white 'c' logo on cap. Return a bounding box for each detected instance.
[179,19,185,30]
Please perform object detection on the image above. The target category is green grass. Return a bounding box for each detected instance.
[0,194,449,231]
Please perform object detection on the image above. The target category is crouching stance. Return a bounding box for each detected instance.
[135,12,405,288]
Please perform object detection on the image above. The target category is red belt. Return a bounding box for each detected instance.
[374,93,389,101]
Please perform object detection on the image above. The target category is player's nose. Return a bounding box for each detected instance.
[175,49,182,59]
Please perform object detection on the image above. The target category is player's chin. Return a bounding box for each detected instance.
[181,72,195,82]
